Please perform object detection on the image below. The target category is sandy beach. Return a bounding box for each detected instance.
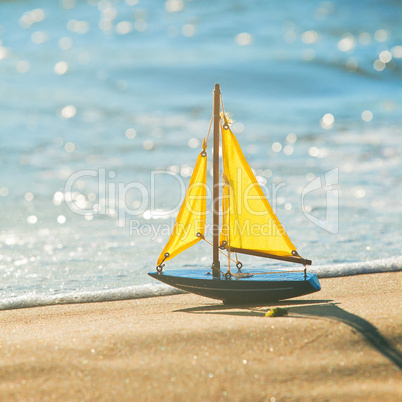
[1,272,401,401]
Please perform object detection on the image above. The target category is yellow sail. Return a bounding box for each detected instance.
[157,149,207,266]
[220,122,304,263]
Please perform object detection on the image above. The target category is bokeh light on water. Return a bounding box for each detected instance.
[0,0,401,298]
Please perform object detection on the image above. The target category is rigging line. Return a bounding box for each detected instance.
[202,238,237,264]
[220,95,226,120]
[204,115,213,146]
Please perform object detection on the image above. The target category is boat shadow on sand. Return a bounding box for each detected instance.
[177,300,402,369]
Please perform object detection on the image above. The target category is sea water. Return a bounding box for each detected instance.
[0,0,401,310]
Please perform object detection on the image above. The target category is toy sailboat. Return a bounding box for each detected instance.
[148,84,320,304]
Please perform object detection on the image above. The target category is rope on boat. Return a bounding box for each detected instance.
[156,252,170,274]
[223,172,232,277]
[202,237,237,264]
[227,249,232,279]
[203,236,304,279]
[204,116,213,145]
[220,95,226,120]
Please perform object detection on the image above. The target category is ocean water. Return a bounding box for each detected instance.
[0,0,401,309]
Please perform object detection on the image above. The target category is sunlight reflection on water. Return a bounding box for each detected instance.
[0,0,400,298]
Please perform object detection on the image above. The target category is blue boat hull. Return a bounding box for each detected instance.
[148,269,321,304]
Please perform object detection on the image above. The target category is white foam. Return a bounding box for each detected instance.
[310,255,402,278]
[0,283,184,311]
[1,256,400,311]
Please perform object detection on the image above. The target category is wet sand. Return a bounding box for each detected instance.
[1,272,401,401]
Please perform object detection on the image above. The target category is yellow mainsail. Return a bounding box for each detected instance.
[156,149,207,266]
[220,122,304,263]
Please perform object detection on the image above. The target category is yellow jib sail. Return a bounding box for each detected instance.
[220,123,300,260]
[157,150,207,266]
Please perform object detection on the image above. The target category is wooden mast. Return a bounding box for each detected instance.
[212,83,221,277]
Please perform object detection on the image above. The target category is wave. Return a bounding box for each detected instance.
[1,256,400,311]
[309,256,402,278]
[0,284,184,311]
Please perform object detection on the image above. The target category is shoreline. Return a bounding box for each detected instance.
[2,254,401,311]
[1,272,401,401]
